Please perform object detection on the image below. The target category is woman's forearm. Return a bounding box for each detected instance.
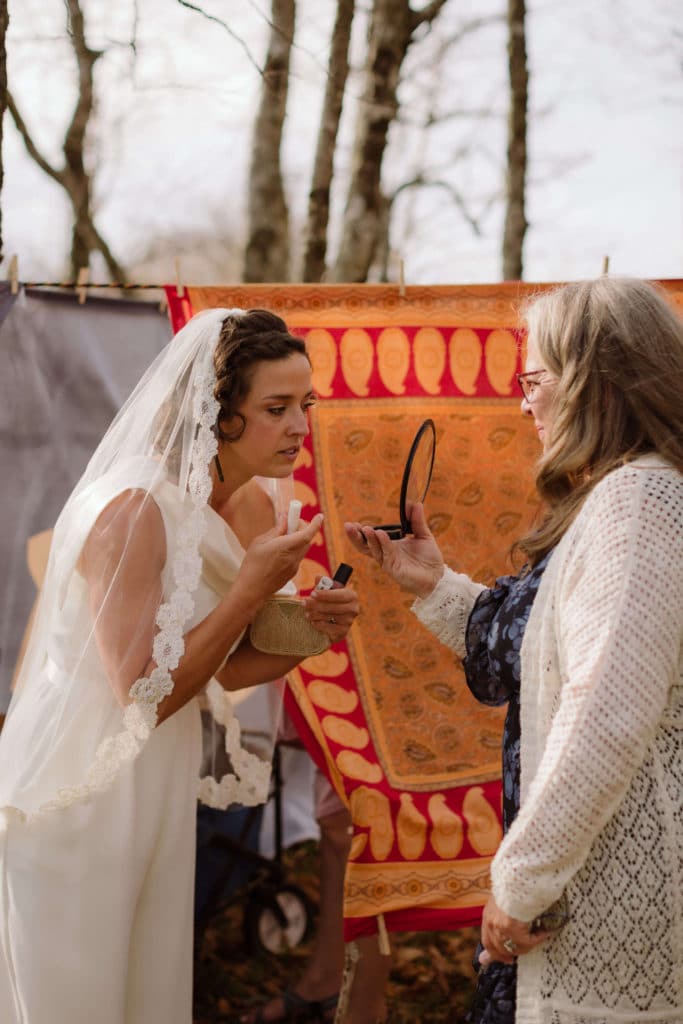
[215,636,301,692]
[152,583,263,724]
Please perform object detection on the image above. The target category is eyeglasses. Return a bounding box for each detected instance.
[515,370,556,402]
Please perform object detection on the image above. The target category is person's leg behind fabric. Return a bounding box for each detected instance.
[300,776,391,1024]
[293,801,350,1014]
[239,771,350,1023]
[340,934,391,1024]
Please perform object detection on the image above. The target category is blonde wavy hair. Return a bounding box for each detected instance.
[519,277,683,565]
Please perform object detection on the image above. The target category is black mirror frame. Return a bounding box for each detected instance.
[373,418,436,540]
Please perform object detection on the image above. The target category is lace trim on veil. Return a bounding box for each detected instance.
[198,680,272,807]
[31,337,271,819]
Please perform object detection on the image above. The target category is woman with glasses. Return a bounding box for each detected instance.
[346,277,683,1024]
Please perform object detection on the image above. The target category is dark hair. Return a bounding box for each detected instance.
[214,309,309,441]
[518,277,683,564]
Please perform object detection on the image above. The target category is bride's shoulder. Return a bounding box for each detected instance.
[238,479,278,533]
[214,478,279,549]
[79,488,166,578]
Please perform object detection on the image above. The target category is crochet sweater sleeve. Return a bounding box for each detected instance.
[491,463,683,921]
[411,566,486,658]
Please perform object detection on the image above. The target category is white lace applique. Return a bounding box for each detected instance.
[197,680,272,809]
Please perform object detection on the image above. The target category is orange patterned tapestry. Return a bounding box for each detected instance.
[167,281,683,939]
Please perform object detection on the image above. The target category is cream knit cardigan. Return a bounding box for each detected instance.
[412,457,683,1024]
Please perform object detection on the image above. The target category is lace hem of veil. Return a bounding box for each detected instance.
[197,680,271,807]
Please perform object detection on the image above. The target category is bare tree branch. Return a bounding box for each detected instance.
[243,0,334,83]
[63,0,101,176]
[410,0,450,32]
[175,0,264,76]
[438,14,506,49]
[131,0,139,56]
[394,175,484,234]
[85,221,125,279]
[9,34,68,44]
[422,106,503,125]
[181,0,366,115]
[8,0,123,279]
[6,91,65,186]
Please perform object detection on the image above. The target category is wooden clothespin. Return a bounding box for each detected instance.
[601,255,610,276]
[8,254,19,295]
[376,913,391,956]
[175,257,185,299]
[398,257,406,298]
[77,267,89,304]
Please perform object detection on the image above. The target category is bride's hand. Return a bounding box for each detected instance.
[237,513,324,605]
[303,581,359,644]
[344,502,444,599]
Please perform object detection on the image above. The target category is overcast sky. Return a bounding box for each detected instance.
[3,0,682,285]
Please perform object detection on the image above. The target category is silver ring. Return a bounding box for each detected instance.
[503,938,518,955]
[328,616,337,624]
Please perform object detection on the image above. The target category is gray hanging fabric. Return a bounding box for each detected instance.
[0,288,171,711]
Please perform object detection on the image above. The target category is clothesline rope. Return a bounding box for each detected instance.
[15,282,167,290]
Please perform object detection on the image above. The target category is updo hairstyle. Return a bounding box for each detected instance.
[214,309,309,442]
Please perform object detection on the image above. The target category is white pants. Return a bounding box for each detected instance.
[0,701,201,1024]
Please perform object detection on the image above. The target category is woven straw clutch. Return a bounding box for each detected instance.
[250,597,330,658]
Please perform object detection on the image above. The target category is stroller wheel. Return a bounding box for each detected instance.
[244,884,313,955]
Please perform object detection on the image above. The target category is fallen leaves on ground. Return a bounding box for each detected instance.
[193,839,479,1023]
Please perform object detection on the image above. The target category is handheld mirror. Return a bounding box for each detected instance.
[374,418,436,540]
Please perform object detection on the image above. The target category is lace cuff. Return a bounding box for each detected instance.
[411,567,485,658]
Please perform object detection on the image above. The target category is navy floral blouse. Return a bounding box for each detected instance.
[462,553,552,1024]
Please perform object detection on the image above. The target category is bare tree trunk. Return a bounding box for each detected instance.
[64,0,108,276]
[331,0,450,283]
[502,0,528,280]
[0,0,8,265]
[301,0,355,282]
[7,0,124,280]
[244,0,295,283]
[331,0,410,283]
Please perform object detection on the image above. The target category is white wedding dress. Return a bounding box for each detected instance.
[0,473,265,1024]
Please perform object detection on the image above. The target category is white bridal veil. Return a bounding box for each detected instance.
[0,308,279,822]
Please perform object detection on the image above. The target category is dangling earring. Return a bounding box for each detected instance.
[214,454,224,483]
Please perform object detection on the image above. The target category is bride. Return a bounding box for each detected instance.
[0,308,358,1023]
